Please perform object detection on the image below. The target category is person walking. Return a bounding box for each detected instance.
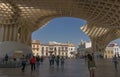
[30,56,36,72]
[5,54,9,64]
[112,55,118,71]
[21,55,27,72]
[40,56,44,64]
[60,56,65,67]
[36,55,40,71]
[55,55,60,67]
[49,54,52,66]
[51,54,55,66]
[84,55,88,64]
[87,54,96,77]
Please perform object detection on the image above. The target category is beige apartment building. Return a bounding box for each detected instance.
[32,41,76,58]
[104,43,120,59]
[31,40,41,56]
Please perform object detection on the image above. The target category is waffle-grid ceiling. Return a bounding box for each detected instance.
[0,0,120,51]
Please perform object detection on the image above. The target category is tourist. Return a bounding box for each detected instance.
[36,55,40,71]
[5,54,9,63]
[55,55,60,67]
[49,54,52,66]
[30,56,36,72]
[60,56,65,67]
[84,54,88,64]
[21,55,27,72]
[40,55,44,64]
[112,55,118,71]
[87,54,96,77]
[51,54,55,66]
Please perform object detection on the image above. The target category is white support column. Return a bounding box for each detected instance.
[0,25,4,41]
[0,25,18,42]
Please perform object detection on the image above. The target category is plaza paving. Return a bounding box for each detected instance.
[0,58,120,77]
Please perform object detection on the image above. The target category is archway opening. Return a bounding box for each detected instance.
[32,17,90,57]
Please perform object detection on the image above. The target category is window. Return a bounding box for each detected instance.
[66,53,68,56]
[37,48,39,51]
[65,47,68,50]
[33,45,35,47]
[42,51,44,55]
[54,47,57,51]
[37,45,39,48]
[111,51,113,54]
[46,53,48,56]
[42,47,44,51]
[50,48,53,50]
[58,51,60,55]
[46,47,48,51]
[58,47,60,51]
[62,47,64,50]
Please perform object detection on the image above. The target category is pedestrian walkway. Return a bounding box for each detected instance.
[0,58,120,77]
[95,59,120,77]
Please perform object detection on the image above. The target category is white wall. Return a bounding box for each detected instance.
[0,41,32,58]
[85,42,91,48]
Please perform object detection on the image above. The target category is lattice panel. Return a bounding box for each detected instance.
[0,0,120,51]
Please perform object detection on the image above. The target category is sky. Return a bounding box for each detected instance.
[32,17,120,47]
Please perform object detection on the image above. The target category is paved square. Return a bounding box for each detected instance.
[0,59,120,77]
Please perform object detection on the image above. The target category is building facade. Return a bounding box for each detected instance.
[32,41,76,58]
[77,40,92,57]
[104,43,120,59]
[77,40,120,59]
[68,43,76,57]
[31,40,41,56]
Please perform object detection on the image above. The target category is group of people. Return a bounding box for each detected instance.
[21,55,44,72]
[21,54,65,72]
[49,54,65,67]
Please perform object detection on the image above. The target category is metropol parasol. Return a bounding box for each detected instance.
[0,0,120,56]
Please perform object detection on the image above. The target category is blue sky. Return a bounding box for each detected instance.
[32,17,120,47]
